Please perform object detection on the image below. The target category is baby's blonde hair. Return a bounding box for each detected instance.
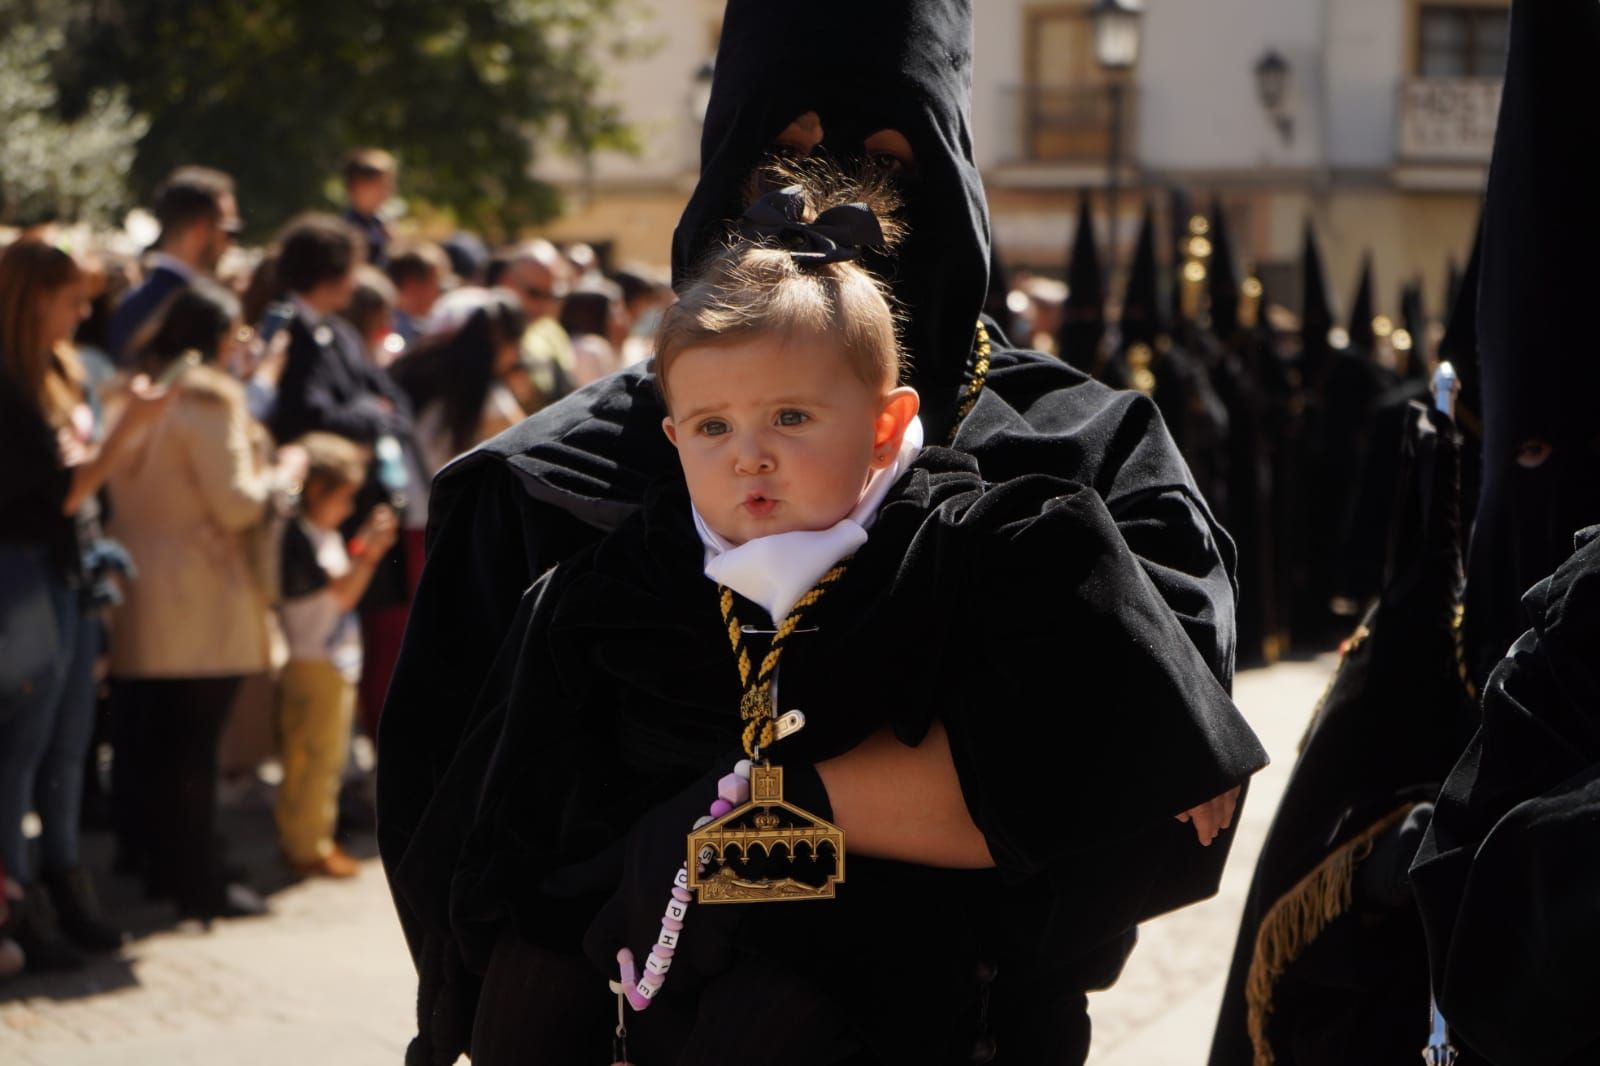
[655,167,905,400]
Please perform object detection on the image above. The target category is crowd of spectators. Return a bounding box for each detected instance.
[0,149,673,977]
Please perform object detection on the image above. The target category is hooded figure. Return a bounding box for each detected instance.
[1291,223,1388,645]
[1209,394,1480,1066]
[380,4,1259,1063]
[1461,0,1600,686]
[1398,280,1427,382]
[1205,198,1281,666]
[1345,254,1378,358]
[1057,194,1106,376]
[1112,205,1230,514]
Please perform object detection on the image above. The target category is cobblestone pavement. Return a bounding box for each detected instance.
[0,653,1337,1065]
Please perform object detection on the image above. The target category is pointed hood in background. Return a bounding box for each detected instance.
[1347,254,1377,354]
[1120,204,1164,349]
[1208,197,1241,342]
[1299,221,1335,353]
[1059,194,1107,374]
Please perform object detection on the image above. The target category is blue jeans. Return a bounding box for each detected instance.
[0,544,99,883]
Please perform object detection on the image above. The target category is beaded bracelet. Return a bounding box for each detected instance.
[610,757,753,1014]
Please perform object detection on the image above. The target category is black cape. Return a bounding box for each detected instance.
[1412,524,1600,1066]
[422,449,1266,1063]
[1209,402,1478,1066]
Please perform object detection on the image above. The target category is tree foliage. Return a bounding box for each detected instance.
[52,0,642,240]
[0,13,146,227]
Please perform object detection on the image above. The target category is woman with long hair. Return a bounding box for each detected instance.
[388,289,528,476]
[0,239,172,971]
[106,278,302,923]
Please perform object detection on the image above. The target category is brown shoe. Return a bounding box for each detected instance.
[287,846,361,880]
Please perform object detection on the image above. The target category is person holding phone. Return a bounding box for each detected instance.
[105,279,304,923]
[0,240,174,973]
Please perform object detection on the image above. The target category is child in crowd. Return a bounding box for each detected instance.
[275,433,396,879]
[446,179,1266,1065]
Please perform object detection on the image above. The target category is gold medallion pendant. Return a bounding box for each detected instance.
[686,763,845,903]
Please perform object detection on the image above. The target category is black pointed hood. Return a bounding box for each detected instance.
[1299,221,1335,353]
[671,0,984,443]
[1399,279,1427,380]
[1347,254,1377,353]
[1208,197,1241,342]
[1120,205,1163,348]
[1058,194,1106,373]
[1464,0,1600,683]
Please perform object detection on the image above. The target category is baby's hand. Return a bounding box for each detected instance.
[1176,786,1240,847]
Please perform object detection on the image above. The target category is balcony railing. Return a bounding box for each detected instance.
[1397,76,1502,164]
[994,84,1138,167]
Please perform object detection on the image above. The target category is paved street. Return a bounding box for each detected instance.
[0,652,1337,1065]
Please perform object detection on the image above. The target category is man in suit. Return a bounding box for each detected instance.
[108,167,240,362]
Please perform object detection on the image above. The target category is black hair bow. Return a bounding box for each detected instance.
[738,185,884,264]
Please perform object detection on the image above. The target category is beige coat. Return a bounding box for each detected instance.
[106,364,276,678]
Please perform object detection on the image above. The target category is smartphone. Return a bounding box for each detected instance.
[155,350,202,388]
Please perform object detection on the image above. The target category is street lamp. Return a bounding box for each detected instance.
[1092,0,1144,273]
[1255,49,1293,143]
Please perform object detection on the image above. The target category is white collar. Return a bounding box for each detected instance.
[693,417,924,622]
[147,252,196,282]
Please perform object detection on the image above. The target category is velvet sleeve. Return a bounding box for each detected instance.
[1411,529,1600,1066]
[941,475,1267,881]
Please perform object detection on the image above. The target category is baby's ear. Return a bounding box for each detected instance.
[873,386,920,465]
[661,416,680,447]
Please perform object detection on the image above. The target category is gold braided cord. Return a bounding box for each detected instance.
[948,320,992,444]
[718,560,851,758]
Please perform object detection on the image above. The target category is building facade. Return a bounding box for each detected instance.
[538,0,1505,324]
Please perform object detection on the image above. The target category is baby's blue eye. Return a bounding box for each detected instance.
[699,419,730,436]
[776,409,810,427]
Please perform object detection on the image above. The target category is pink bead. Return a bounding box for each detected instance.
[671,885,692,903]
[639,971,666,995]
[717,773,750,805]
[624,984,653,1010]
[653,943,675,958]
[709,799,734,818]
[662,917,684,932]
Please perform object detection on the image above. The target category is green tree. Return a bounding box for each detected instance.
[0,14,146,226]
[55,0,641,240]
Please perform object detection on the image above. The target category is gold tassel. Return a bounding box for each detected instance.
[1244,805,1413,1066]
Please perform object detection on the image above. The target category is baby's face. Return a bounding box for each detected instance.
[663,333,899,546]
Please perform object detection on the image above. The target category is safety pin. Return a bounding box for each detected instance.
[740,624,819,635]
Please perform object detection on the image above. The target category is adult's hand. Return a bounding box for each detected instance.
[1176,786,1240,847]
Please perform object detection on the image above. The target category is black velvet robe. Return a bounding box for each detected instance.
[422,448,1265,1063]
[1412,524,1600,1066]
